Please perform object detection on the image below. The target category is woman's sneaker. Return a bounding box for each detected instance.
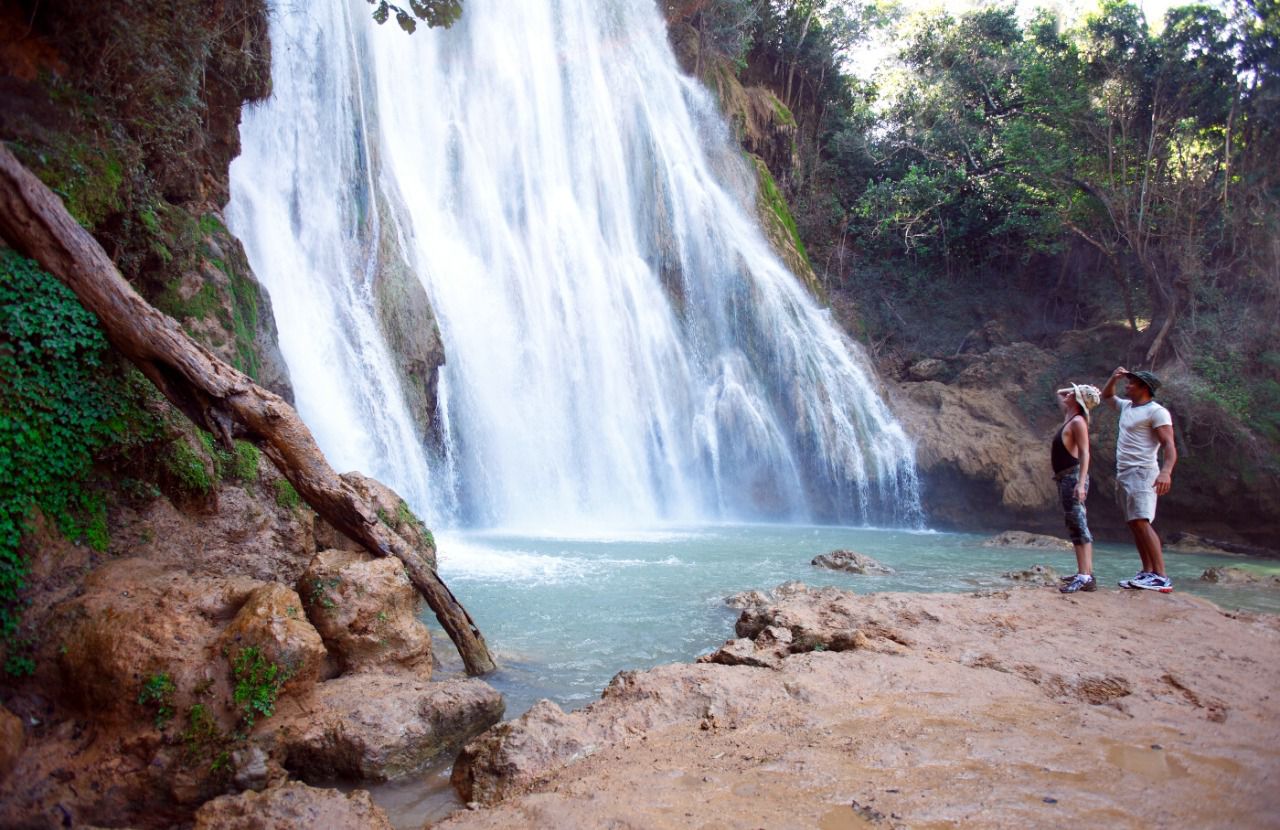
[1060,574,1096,593]
[1131,573,1173,593]
[1119,571,1152,589]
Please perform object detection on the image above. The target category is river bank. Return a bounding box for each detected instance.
[434,583,1280,829]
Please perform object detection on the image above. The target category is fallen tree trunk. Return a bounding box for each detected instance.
[0,144,496,675]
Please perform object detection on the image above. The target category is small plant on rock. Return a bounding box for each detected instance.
[138,672,177,729]
[230,646,289,730]
[308,576,340,611]
[273,479,300,511]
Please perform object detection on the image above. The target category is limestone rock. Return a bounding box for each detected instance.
[271,675,503,783]
[193,781,393,830]
[220,582,327,693]
[725,589,770,609]
[888,378,1054,525]
[0,705,23,782]
[1200,567,1280,587]
[1169,533,1275,557]
[300,550,432,676]
[337,472,437,571]
[52,558,264,725]
[1003,564,1061,586]
[983,531,1072,550]
[735,584,914,654]
[372,248,446,447]
[700,625,794,670]
[906,357,947,381]
[811,549,895,575]
[453,588,922,808]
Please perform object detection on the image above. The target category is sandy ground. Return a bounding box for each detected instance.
[434,585,1280,829]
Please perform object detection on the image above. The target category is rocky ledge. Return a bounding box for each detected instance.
[441,584,1279,829]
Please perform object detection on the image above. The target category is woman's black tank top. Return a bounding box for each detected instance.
[1051,421,1079,473]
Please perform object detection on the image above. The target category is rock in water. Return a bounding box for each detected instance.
[1003,564,1061,586]
[1200,567,1280,587]
[983,531,1072,550]
[811,550,895,575]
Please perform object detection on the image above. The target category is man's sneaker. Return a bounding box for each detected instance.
[1131,573,1173,593]
[1119,571,1152,589]
[1060,574,1097,593]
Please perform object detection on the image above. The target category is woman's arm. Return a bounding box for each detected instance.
[1070,416,1090,502]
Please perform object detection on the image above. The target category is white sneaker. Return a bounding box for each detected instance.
[1131,573,1173,593]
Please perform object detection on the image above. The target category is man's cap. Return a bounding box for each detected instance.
[1124,370,1162,394]
[1058,383,1101,419]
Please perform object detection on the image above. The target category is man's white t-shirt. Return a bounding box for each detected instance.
[1111,398,1173,470]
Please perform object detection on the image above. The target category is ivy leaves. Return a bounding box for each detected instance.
[0,251,121,662]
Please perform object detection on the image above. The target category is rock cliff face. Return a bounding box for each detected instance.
[666,9,821,300]
[0,4,499,827]
[0,469,502,828]
[0,0,292,400]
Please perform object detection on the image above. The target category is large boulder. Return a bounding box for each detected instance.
[219,582,327,693]
[811,549,895,575]
[270,675,503,783]
[300,550,432,677]
[52,558,264,726]
[193,781,393,830]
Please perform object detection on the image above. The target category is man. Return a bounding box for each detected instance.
[1101,367,1177,592]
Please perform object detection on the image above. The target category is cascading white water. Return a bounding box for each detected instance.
[228,0,922,532]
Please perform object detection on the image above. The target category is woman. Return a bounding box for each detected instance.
[1053,383,1101,593]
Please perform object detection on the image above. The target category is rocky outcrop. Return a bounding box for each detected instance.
[1200,567,1280,587]
[811,549,895,574]
[370,186,447,446]
[442,587,1280,829]
[193,781,393,830]
[889,348,1056,533]
[300,550,433,677]
[220,582,327,693]
[0,470,492,827]
[271,674,504,783]
[983,531,1072,550]
[337,472,438,571]
[52,558,264,727]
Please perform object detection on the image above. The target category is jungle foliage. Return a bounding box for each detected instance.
[694,0,1280,446]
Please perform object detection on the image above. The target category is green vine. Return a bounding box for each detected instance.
[0,251,131,670]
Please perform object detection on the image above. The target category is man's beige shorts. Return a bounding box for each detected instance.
[1116,466,1158,522]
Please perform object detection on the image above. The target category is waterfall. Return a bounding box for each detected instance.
[227,0,921,532]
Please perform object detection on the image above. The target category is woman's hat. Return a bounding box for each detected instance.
[1058,383,1101,419]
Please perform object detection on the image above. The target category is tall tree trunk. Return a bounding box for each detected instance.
[0,144,497,675]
